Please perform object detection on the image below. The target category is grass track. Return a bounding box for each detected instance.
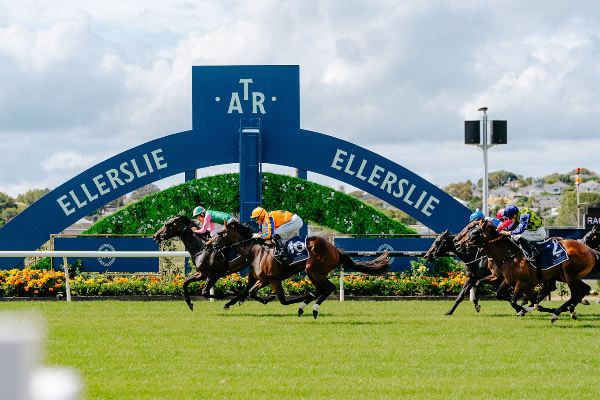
[2,299,600,400]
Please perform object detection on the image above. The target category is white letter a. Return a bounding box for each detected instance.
[228,92,243,114]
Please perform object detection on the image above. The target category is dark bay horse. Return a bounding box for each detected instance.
[582,225,600,250]
[198,219,390,319]
[424,225,500,315]
[455,218,600,323]
[152,215,249,310]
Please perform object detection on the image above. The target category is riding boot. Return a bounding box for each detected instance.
[518,237,543,283]
[273,235,288,262]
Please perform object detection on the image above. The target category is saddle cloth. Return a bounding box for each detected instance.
[522,238,569,270]
[284,236,310,265]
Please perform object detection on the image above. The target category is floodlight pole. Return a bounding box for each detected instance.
[478,107,491,217]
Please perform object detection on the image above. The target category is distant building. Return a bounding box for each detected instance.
[543,181,569,195]
[516,184,544,197]
[578,180,600,193]
[489,187,516,200]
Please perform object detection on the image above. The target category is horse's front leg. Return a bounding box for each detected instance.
[223,274,254,309]
[445,281,471,316]
[509,282,529,316]
[182,272,203,311]
[201,275,237,300]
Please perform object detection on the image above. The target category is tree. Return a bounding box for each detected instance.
[480,170,519,188]
[16,188,50,205]
[0,192,16,213]
[130,184,161,201]
[443,181,473,201]
[555,190,600,227]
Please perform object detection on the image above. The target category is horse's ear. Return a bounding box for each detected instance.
[442,229,449,235]
[223,219,227,228]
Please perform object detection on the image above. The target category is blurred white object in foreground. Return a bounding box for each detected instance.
[0,313,81,400]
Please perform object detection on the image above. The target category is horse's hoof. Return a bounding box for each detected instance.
[238,300,245,306]
[187,303,194,311]
[551,315,559,324]
[571,311,578,320]
[534,304,540,311]
[223,304,230,310]
[313,310,319,319]
[581,299,590,305]
[516,310,525,317]
[444,311,453,316]
[298,308,304,317]
[475,304,481,313]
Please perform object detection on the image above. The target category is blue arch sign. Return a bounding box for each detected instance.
[0,65,470,267]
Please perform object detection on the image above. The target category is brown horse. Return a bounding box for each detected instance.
[454,218,600,322]
[152,215,249,310]
[424,224,501,315]
[197,218,390,319]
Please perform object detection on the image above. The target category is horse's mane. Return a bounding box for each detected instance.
[227,219,254,238]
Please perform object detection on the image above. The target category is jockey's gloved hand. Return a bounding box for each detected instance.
[252,233,261,239]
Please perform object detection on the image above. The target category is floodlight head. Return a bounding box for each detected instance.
[478,107,488,112]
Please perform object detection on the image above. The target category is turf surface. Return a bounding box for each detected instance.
[2,299,600,399]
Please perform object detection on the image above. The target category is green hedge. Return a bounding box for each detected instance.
[85,173,415,235]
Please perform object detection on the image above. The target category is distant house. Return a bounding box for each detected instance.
[536,195,562,210]
[504,180,521,189]
[578,180,600,193]
[543,181,569,195]
[516,184,544,197]
[488,187,515,200]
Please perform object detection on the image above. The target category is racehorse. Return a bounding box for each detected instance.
[424,225,500,315]
[582,224,600,250]
[198,218,390,319]
[454,218,600,323]
[152,215,249,310]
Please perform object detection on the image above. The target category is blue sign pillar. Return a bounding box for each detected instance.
[192,65,301,222]
[239,119,262,222]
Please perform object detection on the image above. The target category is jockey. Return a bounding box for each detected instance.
[497,205,546,265]
[191,206,231,237]
[469,208,485,222]
[250,206,304,260]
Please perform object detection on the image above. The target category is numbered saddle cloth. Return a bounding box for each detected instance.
[523,238,569,270]
[285,236,310,265]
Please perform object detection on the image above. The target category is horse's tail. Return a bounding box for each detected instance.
[337,249,390,275]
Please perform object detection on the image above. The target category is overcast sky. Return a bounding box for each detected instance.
[1,1,599,198]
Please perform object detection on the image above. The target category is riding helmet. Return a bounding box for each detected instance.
[192,206,206,217]
[469,209,485,221]
[502,205,519,219]
[250,206,267,222]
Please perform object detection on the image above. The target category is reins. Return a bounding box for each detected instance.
[488,235,504,243]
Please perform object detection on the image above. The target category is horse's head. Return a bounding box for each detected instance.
[223,218,254,243]
[582,224,600,250]
[152,215,195,243]
[453,218,487,257]
[424,230,453,261]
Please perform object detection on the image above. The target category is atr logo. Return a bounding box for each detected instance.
[98,243,116,267]
[377,244,395,265]
[218,78,276,115]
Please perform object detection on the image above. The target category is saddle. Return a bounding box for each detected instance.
[519,238,569,270]
[267,236,309,266]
